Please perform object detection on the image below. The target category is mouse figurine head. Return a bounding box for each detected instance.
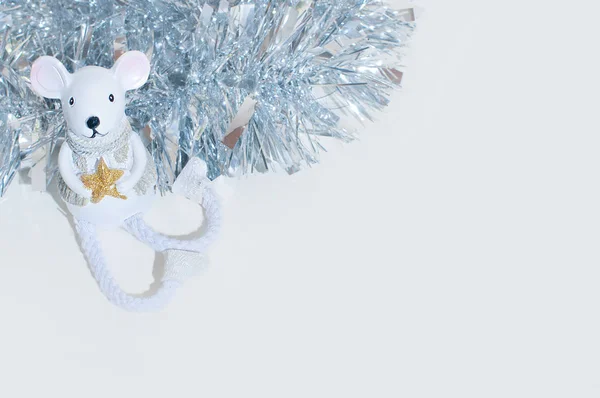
[30,51,150,143]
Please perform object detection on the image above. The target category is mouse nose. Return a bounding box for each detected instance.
[86,116,100,130]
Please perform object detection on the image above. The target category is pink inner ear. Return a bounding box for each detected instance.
[128,65,146,85]
[35,64,67,93]
[114,52,150,90]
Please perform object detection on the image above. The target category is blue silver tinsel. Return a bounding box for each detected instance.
[0,0,414,196]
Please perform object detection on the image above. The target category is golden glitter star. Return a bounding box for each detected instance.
[80,158,127,204]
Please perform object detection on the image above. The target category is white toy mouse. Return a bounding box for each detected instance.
[29,52,221,311]
[31,51,156,226]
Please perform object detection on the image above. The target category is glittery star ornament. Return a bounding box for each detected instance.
[81,158,127,204]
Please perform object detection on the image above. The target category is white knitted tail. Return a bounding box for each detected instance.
[123,183,220,252]
[75,219,183,311]
[74,159,221,311]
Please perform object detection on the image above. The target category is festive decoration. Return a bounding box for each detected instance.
[0,0,415,196]
[81,158,127,204]
[29,52,221,311]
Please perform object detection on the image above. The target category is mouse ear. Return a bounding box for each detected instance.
[112,50,150,91]
[30,56,71,99]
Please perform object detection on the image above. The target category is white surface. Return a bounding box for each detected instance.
[1,0,600,396]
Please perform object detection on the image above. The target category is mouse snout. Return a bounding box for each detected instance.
[86,116,100,130]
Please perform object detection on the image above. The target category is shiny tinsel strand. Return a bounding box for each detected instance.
[0,0,415,195]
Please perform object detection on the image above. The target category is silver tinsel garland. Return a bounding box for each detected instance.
[0,0,414,196]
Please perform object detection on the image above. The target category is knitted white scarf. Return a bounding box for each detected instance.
[66,117,130,157]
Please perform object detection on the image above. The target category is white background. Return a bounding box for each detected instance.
[1,0,599,396]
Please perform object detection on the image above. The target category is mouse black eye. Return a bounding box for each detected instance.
[69,97,74,106]
[108,94,114,102]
